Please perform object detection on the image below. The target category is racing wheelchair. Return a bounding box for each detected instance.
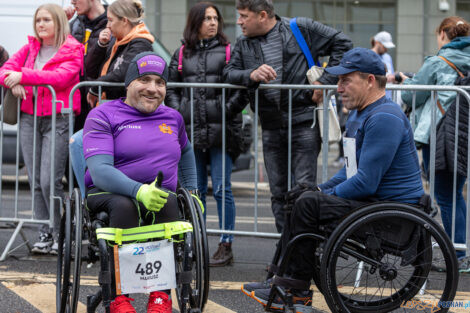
[56,187,209,313]
[261,197,459,313]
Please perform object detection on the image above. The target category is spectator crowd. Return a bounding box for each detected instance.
[1,0,470,311]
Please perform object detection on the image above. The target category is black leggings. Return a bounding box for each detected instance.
[86,187,179,228]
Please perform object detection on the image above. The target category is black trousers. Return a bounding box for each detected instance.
[281,191,371,283]
[86,187,179,228]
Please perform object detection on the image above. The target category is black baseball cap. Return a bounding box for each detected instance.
[325,47,386,76]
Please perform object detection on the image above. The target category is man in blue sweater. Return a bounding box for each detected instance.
[243,47,424,309]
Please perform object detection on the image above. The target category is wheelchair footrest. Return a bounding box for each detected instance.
[272,276,310,290]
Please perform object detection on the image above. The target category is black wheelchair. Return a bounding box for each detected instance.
[262,198,459,313]
[55,187,209,313]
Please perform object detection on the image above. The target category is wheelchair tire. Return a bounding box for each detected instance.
[175,188,209,312]
[192,193,210,310]
[56,189,83,313]
[320,203,459,313]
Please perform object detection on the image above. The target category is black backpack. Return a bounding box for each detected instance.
[435,71,470,176]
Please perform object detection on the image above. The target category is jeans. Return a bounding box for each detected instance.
[195,147,235,243]
[69,129,86,198]
[422,145,467,258]
[20,113,68,235]
[262,122,321,232]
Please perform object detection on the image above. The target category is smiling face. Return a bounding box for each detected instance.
[35,9,55,45]
[198,7,219,40]
[125,74,166,114]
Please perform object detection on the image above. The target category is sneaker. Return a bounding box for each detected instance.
[110,295,136,313]
[458,256,470,273]
[209,242,233,267]
[241,278,273,297]
[49,240,59,255]
[147,291,172,313]
[31,232,53,254]
[251,287,312,311]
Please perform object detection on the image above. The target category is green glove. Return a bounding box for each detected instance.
[191,193,205,214]
[136,175,169,212]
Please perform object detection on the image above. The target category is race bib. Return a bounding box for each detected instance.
[343,137,357,179]
[114,240,176,294]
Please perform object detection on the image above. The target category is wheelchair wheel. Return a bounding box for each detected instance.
[321,203,458,313]
[56,188,83,313]
[175,188,210,312]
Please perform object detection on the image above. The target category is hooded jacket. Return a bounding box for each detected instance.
[402,36,470,144]
[0,35,84,116]
[165,37,247,160]
[223,16,352,129]
[87,23,154,100]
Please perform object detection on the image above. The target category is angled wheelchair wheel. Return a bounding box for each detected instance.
[321,203,459,313]
[175,188,210,312]
[56,189,83,313]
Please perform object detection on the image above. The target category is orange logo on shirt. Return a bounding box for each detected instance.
[159,123,173,134]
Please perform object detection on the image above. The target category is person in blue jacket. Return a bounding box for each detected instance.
[242,47,425,310]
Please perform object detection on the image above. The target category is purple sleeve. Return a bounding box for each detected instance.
[83,107,114,159]
[176,110,188,149]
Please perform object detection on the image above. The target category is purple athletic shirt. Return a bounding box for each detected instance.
[83,99,188,192]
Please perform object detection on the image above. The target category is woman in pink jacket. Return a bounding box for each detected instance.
[0,3,83,254]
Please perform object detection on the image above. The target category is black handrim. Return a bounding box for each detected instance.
[57,198,72,313]
[175,188,205,311]
[71,188,82,313]
[192,195,210,310]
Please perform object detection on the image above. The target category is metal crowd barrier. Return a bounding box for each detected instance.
[67,82,470,256]
[0,84,70,261]
[2,81,469,261]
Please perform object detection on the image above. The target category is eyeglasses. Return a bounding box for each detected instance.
[203,16,219,22]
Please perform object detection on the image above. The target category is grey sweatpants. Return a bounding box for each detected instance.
[20,113,69,235]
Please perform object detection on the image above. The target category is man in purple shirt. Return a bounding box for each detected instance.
[83,52,197,313]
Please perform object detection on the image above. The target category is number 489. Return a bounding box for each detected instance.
[135,261,162,276]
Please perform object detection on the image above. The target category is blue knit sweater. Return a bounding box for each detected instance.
[320,97,424,204]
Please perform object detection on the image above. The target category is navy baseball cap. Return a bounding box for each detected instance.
[325,47,386,76]
[125,52,169,87]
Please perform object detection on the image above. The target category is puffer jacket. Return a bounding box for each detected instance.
[436,72,470,176]
[223,16,352,129]
[0,35,84,116]
[165,37,247,160]
[402,36,470,144]
[87,23,153,100]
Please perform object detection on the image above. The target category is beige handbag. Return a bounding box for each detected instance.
[307,66,342,143]
[1,89,20,125]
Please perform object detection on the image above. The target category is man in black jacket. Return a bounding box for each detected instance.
[223,0,352,232]
[66,0,107,130]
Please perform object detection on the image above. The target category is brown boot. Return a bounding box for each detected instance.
[209,242,233,267]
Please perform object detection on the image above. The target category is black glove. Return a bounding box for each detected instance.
[285,183,318,202]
